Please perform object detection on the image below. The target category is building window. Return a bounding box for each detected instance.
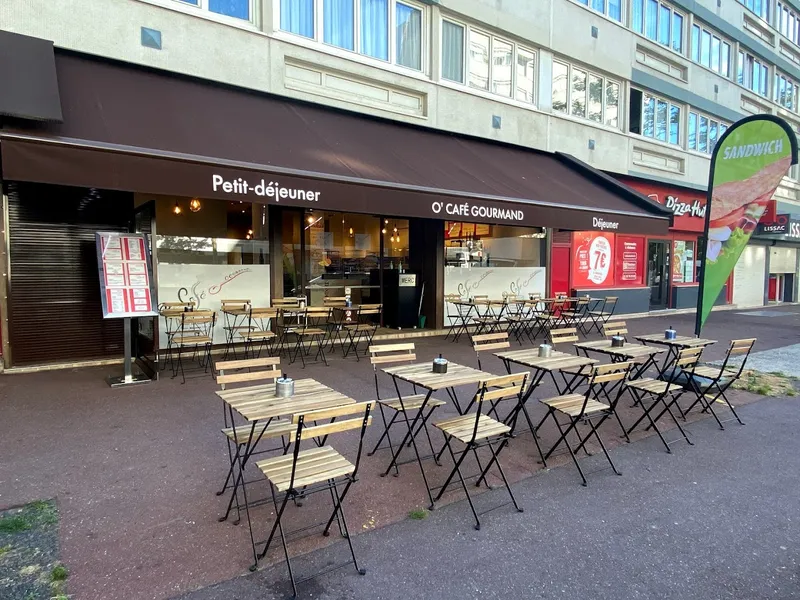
[178,0,252,20]
[442,19,537,104]
[738,0,770,21]
[775,72,799,110]
[575,0,622,22]
[738,50,770,97]
[629,89,681,145]
[631,0,684,52]
[688,111,729,154]
[673,240,696,283]
[279,0,424,70]
[553,60,620,127]
[778,2,800,46]
[690,24,731,77]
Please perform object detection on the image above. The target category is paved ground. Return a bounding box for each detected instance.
[0,305,797,600]
[176,396,800,600]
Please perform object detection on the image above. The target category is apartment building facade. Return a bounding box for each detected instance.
[0,0,799,366]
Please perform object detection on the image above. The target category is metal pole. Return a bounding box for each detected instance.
[123,317,133,383]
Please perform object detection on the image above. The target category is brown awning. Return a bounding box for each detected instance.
[0,31,62,122]
[1,51,671,234]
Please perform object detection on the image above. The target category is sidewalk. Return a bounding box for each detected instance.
[0,306,796,600]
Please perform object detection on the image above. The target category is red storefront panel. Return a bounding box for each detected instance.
[572,232,615,287]
[615,236,645,286]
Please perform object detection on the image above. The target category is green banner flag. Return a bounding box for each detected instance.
[696,115,798,335]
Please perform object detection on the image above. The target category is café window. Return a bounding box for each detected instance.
[279,0,425,71]
[574,0,622,22]
[151,195,270,346]
[673,239,696,283]
[631,0,684,53]
[688,111,729,155]
[443,223,547,315]
[629,89,682,145]
[176,0,252,21]
[552,60,620,128]
[440,19,537,103]
[690,23,731,77]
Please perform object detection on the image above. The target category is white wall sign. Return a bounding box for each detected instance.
[443,266,547,325]
[157,263,271,347]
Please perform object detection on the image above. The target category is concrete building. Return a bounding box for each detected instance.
[1,0,799,367]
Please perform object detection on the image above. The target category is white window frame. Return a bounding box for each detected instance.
[143,0,258,28]
[632,0,686,53]
[737,0,770,22]
[631,88,683,146]
[552,60,622,130]
[573,0,623,23]
[775,71,800,111]
[690,22,732,78]
[439,17,538,106]
[275,0,428,73]
[737,50,771,97]
[688,110,730,155]
[778,2,800,46]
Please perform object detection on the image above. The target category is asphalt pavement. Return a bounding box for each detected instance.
[175,396,800,600]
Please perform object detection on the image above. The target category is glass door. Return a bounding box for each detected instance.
[648,240,670,309]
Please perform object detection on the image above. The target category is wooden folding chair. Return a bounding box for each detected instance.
[681,338,756,429]
[343,304,382,360]
[271,297,302,309]
[252,402,375,596]
[366,343,446,473]
[534,362,632,486]
[549,327,593,391]
[472,332,510,371]
[323,296,348,307]
[172,310,216,383]
[238,307,278,358]
[159,301,195,371]
[214,357,296,523]
[289,307,331,367]
[624,347,701,453]
[433,373,528,529]
[559,297,591,334]
[586,296,619,335]
[444,293,464,341]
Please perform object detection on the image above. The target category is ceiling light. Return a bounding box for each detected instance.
[382,228,387,234]
[189,197,202,212]
[308,215,315,224]
[173,202,182,215]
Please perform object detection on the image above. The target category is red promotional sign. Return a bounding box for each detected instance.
[96,233,156,318]
[615,236,644,285]
[572,232,615,287]
[620,179,706,233]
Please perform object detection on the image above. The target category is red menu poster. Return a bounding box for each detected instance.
[96,233,157,318]
[615,236,644,285]
[572,231,615,287]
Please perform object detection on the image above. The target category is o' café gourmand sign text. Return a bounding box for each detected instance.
[211,173,618,229]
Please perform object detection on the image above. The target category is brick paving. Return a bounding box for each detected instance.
[0,305,796,600]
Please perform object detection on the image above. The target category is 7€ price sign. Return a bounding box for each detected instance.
[572,232,615,287]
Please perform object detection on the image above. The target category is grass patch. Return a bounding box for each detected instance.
[408,508,429,520]
[734,370,797,397]
[0,544,11,558]
[51,564,68,582]
[0,515,31,534]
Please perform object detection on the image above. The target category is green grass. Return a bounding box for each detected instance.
[51,564,69,582]
[0,544,11,558]
[408,508,429,520]
[0,515,31,534]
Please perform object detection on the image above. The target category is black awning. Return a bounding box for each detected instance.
[0,31,62,122]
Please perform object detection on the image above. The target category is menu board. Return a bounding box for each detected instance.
[616,236,644,285]
[96,233,157,318]
[572,232,615,287]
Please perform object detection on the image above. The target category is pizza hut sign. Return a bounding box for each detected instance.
[650,194,707,219]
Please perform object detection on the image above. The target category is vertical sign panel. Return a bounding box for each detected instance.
[96,232,158,318]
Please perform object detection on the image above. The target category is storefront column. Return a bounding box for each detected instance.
[409,219,444,329]
[268,205,283,302]
[544,228,552,297]
[0,185,10,367]
[764,248,772,305]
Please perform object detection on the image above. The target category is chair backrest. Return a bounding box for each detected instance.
[549,327,579,348]
[357,304,382,324]
[553,291,568,298]
[473,295,489,301]
[721,338,756,376]
[272,297,301,308]
[299,306,331,329]
[180,310,216,337]
[249,307,279,329]
[215,356,281,390]
[286,401,375,488]
[160,301,195,310]
[601,296,618,315]
[472,332,510,370]
[603,320,628,339]
[369,343,415,397]
[323,296,348,307]
[221,299,250,312]
[461,373,529,443]
[574,362,632,415]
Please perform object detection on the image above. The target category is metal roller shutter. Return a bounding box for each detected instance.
[5,182,132,365]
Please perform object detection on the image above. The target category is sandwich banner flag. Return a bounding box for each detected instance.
[696,115,798,335]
